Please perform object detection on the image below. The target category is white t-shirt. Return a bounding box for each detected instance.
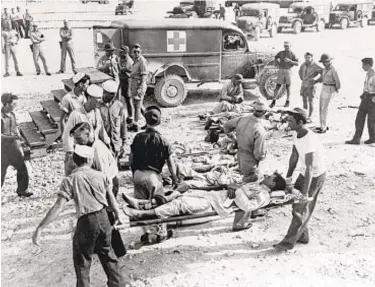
[294,130,326,177]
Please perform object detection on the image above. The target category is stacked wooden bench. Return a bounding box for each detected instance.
[19,67,112,160]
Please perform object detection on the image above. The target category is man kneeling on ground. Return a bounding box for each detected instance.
[123,172,286,231]
[211,74,244,114]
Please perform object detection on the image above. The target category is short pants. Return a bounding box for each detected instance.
[300,86,316,99]
[277,68,292,85]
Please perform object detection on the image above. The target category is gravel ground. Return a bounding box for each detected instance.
[1,1,375,287]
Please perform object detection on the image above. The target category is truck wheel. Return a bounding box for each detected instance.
[293,21,302,34]
[258,69,286,100]
[277,27,283,33]
[360,17,368,27]
[316,19,325,32]
[340,18,349,29]
[269,24,277,38]
[155,75,187,107]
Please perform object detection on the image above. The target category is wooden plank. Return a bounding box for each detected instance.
[19,122,46,148]
[45,132,62,149]
[62,79,74,92]
[29,111,58,135]
[76,67,113,84]
[40,100,61,123]
[51,89,66,103]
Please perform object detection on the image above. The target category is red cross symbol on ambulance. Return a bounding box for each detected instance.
[167,31,186,52]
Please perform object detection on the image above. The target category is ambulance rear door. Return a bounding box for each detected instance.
[93,26,124,67]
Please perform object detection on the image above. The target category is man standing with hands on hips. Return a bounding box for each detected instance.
[313,54,341,134]
[346,57,375,145]
[30,22,51,76]
[128,43,148,132]
[270,41,299,108]
[57,20,76,74]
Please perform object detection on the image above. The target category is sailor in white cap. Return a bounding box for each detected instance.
[62,84,110,176]
[271,41,299,108]
[99,80,127,158]
[224,99,276,183]
[33,144,125,286]
[59,72,90,133]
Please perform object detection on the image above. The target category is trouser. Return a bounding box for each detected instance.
[32,43,49,74]
[25,21,31,38]
[237,150,260,183]
[60,41,76,72]
[64,152,77,176]
[280,172,326,247]
[352,93,375,141]
[130,79,147,124]
[4,44,20,74]
[73,208,124,287]
[16,20,25,38]
[1,139,29,193]
[120,78,133,121]
[319,85,336,129]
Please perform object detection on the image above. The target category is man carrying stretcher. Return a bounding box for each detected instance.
[123,172,286,231]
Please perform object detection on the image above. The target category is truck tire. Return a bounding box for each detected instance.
[293,21,302,34]
[340,18,349,29]
[258,69,286,100]
[316,19,325,32]
[269,24,277,38]
[155,74,187,107]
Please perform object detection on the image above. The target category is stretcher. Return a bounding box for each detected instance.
[116,193,296,229]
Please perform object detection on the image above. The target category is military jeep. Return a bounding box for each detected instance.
[278,2,331,33]
[166,1,219,18]
[328,1,372,29]
[93,19,285,107]
[236,3,280,41]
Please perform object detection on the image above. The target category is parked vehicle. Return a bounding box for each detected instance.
[328,1,372,28]
[93,19,285,107]
[115,0,134,15]
[367,2,375,24]
[166,1,220,18]
[278,2,332,33]
[81,0,109,4]
[236,3,280,40]
[226,1,303,9]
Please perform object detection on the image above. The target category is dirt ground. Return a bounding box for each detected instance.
[1,1,375,286]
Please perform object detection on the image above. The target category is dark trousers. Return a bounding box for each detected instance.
[281,173,326,247]
[25,20,31,38]
[73,208,124,287]
[352,93,375,141]
[17,20,25,38]
[120,78,133,121]
[1,139,29,193]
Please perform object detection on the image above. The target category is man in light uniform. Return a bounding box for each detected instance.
[99,80,127,158]
[59,72,90,133]
[57,20,76,74]
[97,42,119,81]
[23,8,33,39]
[346,57,375,145]
[211,74,244,114]
[129,43,148,132]
[274,108,326,250]
[62,84,110,176]
[2,22,22,77]
[298,52,322,121]
[224,100,273,183]
[313,54,341,133]
[30,22,51,76]
[118,45,134,124]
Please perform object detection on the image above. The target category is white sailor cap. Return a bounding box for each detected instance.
[74,144,94,159]
[102,80,118,94]
[86,84,103,99]
[72,72,86,84]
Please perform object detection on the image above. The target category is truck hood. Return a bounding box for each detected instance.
[237,16,260,25]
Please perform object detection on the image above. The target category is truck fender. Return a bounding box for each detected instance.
[150,64,191,84]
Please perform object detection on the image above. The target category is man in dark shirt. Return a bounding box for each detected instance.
[130,106,178,200]
[271,41,299,108]
[1,93,32,197]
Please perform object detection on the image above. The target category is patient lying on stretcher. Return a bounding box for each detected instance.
[123,173,308,231]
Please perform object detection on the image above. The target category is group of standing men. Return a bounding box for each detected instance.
[1,7,33,39]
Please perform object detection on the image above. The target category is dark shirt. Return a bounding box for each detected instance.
[130,127,172,174]
[275,50,298,70]
[1,108,17,142]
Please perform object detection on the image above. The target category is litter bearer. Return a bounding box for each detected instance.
[32,144,125,286]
